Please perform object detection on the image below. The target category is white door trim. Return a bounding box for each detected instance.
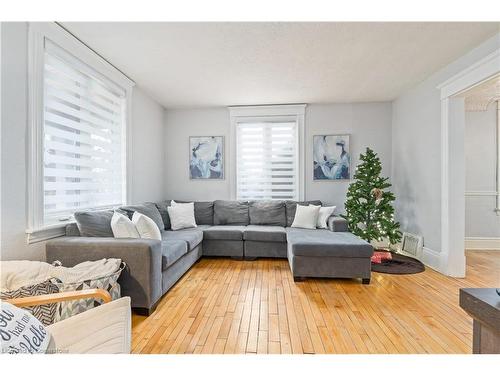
[437,48,500,277]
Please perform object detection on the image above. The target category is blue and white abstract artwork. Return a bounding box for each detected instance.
[313,135,350,180]
[189,136,224,179]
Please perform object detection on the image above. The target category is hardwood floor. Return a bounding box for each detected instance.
[131,250,500,354]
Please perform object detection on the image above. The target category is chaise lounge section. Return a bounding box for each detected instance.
[286,229,373,284]
[46,199,373,315]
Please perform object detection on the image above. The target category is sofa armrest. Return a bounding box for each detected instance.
[327,216,349,232]
[45,237,162,310]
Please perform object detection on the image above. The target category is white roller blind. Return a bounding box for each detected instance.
[236,121,298,200]
[43,40,126,225]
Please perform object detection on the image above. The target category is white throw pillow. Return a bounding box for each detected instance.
[132,212,162,240]
[111,212,140,238]
[1,302,52,354]
[309,205,336,229]
[167,202,197,231]
[170,200,193,208]
[291,205,321,230]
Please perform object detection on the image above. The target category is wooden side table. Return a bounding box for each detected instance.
[459,288,500,354]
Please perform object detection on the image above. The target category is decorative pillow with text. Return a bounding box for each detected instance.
[0,302,52,354]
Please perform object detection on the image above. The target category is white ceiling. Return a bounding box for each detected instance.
[62,22,499,108]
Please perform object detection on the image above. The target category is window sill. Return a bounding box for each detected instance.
[26,222,72,244]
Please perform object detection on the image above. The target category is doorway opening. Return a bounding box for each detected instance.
[459,78,500,256]
[438,51,500,277]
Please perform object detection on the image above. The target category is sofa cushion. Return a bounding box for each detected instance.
[213,200,249,225]
[203,226,245,241]
[286,228,373,258]
[285,200,322,227]
[74,210,114,237]
[243,225,287,242]
[120,202,164,231]
[176,200,214,225]
[155,200,172,229]
[249,201,286,226]
[161,226,206,250]
[161,240,188,270]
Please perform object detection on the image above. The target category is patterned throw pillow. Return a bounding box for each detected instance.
[0,279,59,326]
[51,262,125,322]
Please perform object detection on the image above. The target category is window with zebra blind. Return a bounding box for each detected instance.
[236,121,299,200]
[43,40,127,224]
[27,23,133,237]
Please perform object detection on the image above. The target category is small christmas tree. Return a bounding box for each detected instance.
[342,147,402,246]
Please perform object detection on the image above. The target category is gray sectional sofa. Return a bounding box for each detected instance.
[46,200,373,315]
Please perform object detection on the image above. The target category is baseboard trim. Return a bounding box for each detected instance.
[421,247,442,272]
[465,237,500,250]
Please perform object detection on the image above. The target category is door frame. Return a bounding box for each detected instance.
[437,49,500,277]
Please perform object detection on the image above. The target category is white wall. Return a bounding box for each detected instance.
[465,105,500,238]
[391,33,500,255]
[130,88,165,204]
[0,23,36,260]
[163,107,231,201]
[304,103,392,212]
[0,23,166,261]
[164,103,393,211]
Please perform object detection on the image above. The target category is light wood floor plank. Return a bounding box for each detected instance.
[132,251,499,354]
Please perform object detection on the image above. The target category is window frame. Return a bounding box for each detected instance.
[26,23,135,243]
[229,104,306,201]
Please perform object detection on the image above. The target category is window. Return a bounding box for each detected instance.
[229,105,306,201]
[236,121,298,200]
[28,23,134,241]
[43,41,126,224]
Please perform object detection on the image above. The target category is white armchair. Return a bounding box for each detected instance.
[6,289,131,354]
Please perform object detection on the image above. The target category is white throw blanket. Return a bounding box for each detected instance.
[0,258,122,292]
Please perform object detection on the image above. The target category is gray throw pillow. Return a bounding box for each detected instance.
[120,202,165,231]
[74,210,114,237]
[65,223,81,236]
[155,200,172,229]
[175,200,214,225]
[249,200,286,226]
[285,200,322,227]
[213,200,249,225]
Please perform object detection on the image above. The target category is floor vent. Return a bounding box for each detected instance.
[401,232,423,259]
